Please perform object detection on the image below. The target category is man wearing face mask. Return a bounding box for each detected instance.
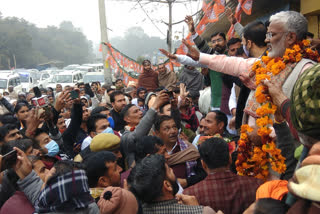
[81,113,113,151]
[34,129,70,165]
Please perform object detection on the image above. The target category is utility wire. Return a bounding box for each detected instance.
[138,1,166,36]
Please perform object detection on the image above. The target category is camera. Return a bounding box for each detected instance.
[31,95,50,108]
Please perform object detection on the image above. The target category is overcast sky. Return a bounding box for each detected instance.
[1,0,201,43]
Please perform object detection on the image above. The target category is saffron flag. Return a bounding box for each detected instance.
[240,0,253,15]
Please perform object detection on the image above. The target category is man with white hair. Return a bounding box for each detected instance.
[183,11,317,126]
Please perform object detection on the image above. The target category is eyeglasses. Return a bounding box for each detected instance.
[265,31,288,40]
[211,38,224,43]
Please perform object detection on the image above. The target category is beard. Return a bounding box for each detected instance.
[214,45,225,54]
[268,35,287,58]
[170,179,180,196]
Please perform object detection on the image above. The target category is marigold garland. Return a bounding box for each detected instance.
[236,40,320,180]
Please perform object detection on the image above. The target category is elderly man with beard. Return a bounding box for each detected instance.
[130,154,218,214]
[158,63,178,91]
[183,11,316,128]
[137,60,159,92]
[155,115,206,188]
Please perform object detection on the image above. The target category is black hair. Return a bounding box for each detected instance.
[87,113,108,134]
[0,113,18,126]
[124,93,132,101]
[135,136,164,162]
[210,110,228,131]
[120,104,136,118]
[0,124,18,143]
[305,31,314,39]
[199,137,229,169]
[77,82,85,87]
[254,198,289,214]
[107,88,115,94]
[91,106,109,115]
[236,46,245,56]
[130,154,166,203]
[110,90,124,103]
[34,128,48,139]
[1,139,33,155]
[136,87,147,97]
[14,102,29,114]
[243,21,267,47]
[84,151,116,188]
[211,32,226,40]
[137,98,144,103]
[154,115,174,131]
[159,102,170,114]
[115,79,123,83]
[227,37,241,48]
[154,86,165,93]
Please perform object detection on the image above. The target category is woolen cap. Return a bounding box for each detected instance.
[288,164,320,202]
[97,187,138,214]
[291,63,320,141]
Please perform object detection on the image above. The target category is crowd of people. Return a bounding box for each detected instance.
[0,9,320,214]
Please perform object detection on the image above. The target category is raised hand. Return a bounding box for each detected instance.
[54,90,71,112]
[179,83,189,100]
[25,107,45,138]
[182,39,200,61]
[226,7,237,25]
[184,16,195,34]
[159,49,177,60]
[13,147,32,180]
[151,91,169,110]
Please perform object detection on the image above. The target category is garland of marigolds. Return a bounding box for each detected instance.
[236,40,320,180]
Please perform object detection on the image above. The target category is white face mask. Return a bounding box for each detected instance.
[45,140,59,157]
[102,127,114,134]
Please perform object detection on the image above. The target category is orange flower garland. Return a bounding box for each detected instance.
[236,40,320,179]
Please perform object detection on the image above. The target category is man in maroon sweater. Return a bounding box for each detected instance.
[184,138,262,214]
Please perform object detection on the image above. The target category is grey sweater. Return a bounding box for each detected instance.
[120,108,158,167]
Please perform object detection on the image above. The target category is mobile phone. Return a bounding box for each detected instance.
[165,91,174,99]
[70,90,79,100]
[1,150,17,172]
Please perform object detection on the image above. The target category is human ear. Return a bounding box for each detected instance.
[287,32,297,46]
[98,176,110,187]
[163,180,172,192]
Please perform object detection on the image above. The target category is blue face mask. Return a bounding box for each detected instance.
[102,127,114,134]
[45,140,59,157]
[243,44,250,57]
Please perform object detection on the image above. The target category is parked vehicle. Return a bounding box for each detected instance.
[76,66,95,74]
[83,72,105,85]
[63,64,80,70]
[0,70,22,93]
[47,70,83,89]
[83,63,104,72]
[16,70,38,92]
[38,72,53,88]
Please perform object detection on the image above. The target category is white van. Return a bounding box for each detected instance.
[83,72,105,85]
[0,70,22,93]
[47,71,83,89]
[83,63,104,72]
[17,70,38,92]
[76,66,95,74]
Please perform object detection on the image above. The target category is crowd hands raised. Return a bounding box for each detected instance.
[0,7,320,214]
